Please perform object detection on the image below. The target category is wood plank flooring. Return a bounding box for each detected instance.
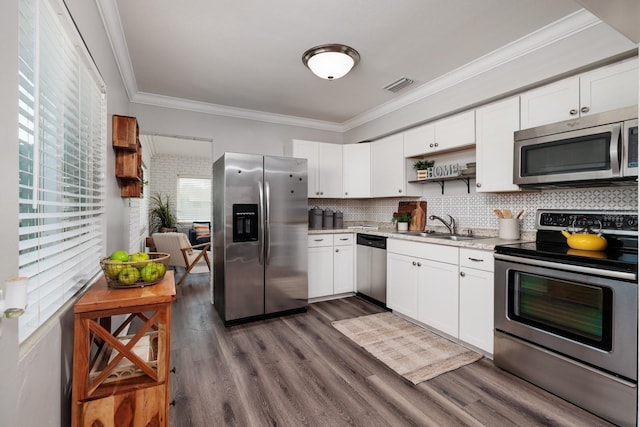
[168,274,614,426]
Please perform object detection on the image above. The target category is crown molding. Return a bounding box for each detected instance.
[132,92,344,132]
[342,9,601,131]
[95,0,138,101]
[98,2,601,134]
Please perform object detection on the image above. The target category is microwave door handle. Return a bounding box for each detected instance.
[610,123,622,175]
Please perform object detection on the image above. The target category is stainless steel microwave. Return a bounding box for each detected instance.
[514,106,638,188]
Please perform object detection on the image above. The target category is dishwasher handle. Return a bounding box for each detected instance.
[356,233,387,250]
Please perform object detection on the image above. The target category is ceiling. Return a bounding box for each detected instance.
[98,1,638,156]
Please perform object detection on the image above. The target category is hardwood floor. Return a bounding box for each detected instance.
[168,274,614,426]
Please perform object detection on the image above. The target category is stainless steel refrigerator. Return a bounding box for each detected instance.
[212,152,308,324]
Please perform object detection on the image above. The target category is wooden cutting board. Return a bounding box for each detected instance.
[396,201,427,231]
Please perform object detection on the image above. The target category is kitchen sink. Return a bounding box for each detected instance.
[400,230,488,240]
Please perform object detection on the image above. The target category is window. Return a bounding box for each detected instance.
[18,0,107,342]
[176,176,211,222]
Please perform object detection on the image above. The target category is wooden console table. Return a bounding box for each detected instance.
[72,271,176,427]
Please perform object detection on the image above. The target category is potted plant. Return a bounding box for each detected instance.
[150,192,177,233]
[392,212,412,231]
[413,159,435,180]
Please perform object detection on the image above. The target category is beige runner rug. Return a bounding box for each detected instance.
[332,311,482,384]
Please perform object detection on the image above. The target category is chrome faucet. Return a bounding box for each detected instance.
[429,214,456,234]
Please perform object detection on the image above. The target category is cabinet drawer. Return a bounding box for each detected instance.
[459,248,494,272]
[308,234,333,247]
[387,239,458,264]
[333,234,353,246]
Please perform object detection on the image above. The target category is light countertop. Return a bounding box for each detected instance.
[308,227,532,251]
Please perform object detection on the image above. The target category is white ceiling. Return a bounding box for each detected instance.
[98,1,637,155]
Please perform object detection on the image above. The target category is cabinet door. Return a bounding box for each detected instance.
[404,123,435,157]
[434,110,475,152]
[308,245,333,298]
[333,244,354,294]
[475,96,521,193]
[459,267,494,354]
[343,143,371,198]
[417,260,459,338]
[371,134,406,197]
[520,76,579,128]
[387,252,419,319]
[293,139,319,197]
[579,58,639,117]
[318,142,343,198]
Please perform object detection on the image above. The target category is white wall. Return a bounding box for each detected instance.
[130,103,344,161]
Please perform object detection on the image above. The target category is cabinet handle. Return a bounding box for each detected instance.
[345,192,348,195]
[468,257,484,262]
[581,106,590,113]
[170,366,177,374]
[398,189,402,193]
[434,143,439,147]
[314,239,324,242]
[339,238,349,241]
[316,191,320,195]
[476,182,481,188]
[429,143,434,148]
[569,108,578,115]
[412,261,417,266]
[320,191,324,195]
[417,262,421,267]
[460,271,466,277]
[170,400,176,407]
[335,249,339,253]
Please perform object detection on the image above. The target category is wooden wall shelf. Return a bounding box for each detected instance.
[408,175,475,194]
[113,115,143,198]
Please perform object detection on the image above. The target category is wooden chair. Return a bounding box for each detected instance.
[151,232,211,286]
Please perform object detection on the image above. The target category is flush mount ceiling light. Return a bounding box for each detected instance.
[302,44,360,80]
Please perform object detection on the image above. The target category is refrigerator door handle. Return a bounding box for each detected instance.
[265,180,271,265]
[258,179,265,265]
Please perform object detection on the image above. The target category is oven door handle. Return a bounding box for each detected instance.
[494,253,637,281]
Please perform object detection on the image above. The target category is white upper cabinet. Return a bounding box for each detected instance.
[403,123,435,157]
[520,58,638,129]
[293,139,343,198]
[371,134,420,197]
[434,110,476,152]
[475,96,521,193]
[343,143,371,198]
[403,111,475,157]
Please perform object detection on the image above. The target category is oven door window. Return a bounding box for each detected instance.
[508,272,613,351]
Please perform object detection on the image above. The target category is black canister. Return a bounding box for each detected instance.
[309,207,322,229]
[334,211,343,229]
[322,209,334,229]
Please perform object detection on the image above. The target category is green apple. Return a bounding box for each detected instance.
[110,250,129,262]
[155,262,166,278]
[105,260,124,279]
[140,262,160,282]
[118,265,140,285]
[130,252,150,269]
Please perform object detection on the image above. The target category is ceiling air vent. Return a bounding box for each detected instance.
[383,77,415,93]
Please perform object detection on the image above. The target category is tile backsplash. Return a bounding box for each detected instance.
[309,185,638,232]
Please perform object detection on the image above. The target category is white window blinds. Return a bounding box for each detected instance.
[176,177,212,222]
[18,0,107,342]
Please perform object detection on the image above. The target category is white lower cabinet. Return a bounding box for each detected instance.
[417,258,459,338]
[387,239,458,336]
[386,252,419,319]
[458,248,494,355]
[333,235,355,294]
[308,234,354,299]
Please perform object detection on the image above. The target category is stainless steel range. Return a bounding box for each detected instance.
[494,209,638,427]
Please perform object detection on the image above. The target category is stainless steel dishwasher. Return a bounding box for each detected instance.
[356,234,387,306]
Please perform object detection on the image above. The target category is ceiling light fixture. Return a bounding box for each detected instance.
[302,44,360,80]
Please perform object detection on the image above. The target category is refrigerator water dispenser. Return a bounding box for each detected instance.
[232,204,258,242]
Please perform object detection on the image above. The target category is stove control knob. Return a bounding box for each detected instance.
[626,217,638,229]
